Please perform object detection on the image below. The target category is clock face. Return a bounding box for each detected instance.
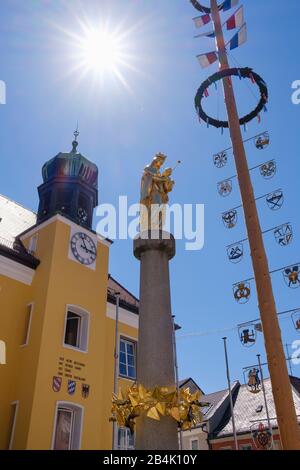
[70,232,97,266]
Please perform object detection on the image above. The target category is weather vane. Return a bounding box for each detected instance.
[72,123,79,153]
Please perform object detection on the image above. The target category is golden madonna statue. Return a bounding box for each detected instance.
[140,153,176,231]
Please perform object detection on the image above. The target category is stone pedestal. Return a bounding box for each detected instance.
[133,231,178,450]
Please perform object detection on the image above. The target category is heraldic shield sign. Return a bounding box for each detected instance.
[82,383,90,398]
[292,309,300,332]
[213,150,228,168]
[239,326,256,347]
[266,190,284,211]
[68,380,76,395]
[233,282,251,304]
[274,223,293,247]
[255,131,270,150]
[283,265,300,289]
[244,367,261,394]
[222,209,238,229]
[218,179,232,197]
[227,243,243,263]
[251,422,272,450]
[260,160,276,179]
[52,376,62,392]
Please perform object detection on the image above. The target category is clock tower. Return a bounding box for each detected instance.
[37,130,98,229]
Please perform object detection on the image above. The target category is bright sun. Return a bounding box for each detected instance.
[61,19,138,92]
[80,29,122,73]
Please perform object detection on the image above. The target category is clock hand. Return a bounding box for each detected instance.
[81,236,88,250]
[80,244,95,255]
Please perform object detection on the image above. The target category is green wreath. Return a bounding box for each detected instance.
[195,67,268,129]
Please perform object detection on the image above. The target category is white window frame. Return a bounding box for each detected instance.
[51,401,84,450]
[8,401,19,450]
[20,303,34,347]
[63,305,90,353]
[119,337,137,380]
[117,427,135,450]
[190,438,199,450]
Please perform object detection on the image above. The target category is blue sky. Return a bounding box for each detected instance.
[1,0,300,394]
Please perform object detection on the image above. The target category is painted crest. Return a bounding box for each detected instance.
[274,224,293,247]
[68,380,76,395]
[239,326,256,347]
[52,376,62,393]
[251,422,272,450]
[222,209,238,229]
[283,265,300,289]
[82,383,90,399]
[245,367,261,394]
[255,131,270,150]
[218,179,232,197]
[266,190,284,211]
[291,309,300,332]
[227,243,243,263]
[233,282,251,304]
[260,160,276,179]
[213,151,228,168]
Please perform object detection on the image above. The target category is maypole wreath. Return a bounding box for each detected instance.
[195,67,269,129]
[110,384,209,434]
[190,0,225,14]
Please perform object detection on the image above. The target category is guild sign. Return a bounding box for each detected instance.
[222,210,238,229]
[213,151,228,168]
[283,265,300,289]
[245,367,261,394]
[266,190,284,211]
[82,383,90,399]
[255,132,270,150]
[239,327,256,347]
[227,243,243,263]
[260,160,276,179]
[218,179,232,197]
[68,380,76,395]
[291,309,300,332]
[52,376,62,393]
[251,423,272,450]
[274,224,293,247]
[233,282,251,304]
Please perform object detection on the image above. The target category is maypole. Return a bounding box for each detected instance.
[190,0,300,449]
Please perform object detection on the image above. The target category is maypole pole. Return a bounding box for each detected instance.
[208,0,300,449]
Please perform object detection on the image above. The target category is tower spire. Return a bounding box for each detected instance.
[72,123,79,154]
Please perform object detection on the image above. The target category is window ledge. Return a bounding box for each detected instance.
[63,344,88,354]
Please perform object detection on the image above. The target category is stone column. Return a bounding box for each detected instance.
[133,230,178,450]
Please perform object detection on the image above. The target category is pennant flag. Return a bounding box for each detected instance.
[226,6,244,30]
[197,51,218,68]
[194,30,215,39]
[223,0,239,12]
[193,14,211,29]
[228,23,247,50]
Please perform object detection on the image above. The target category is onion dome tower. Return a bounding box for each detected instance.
[37,129,98,229]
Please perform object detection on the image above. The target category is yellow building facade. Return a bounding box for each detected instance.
[0,137,139,450]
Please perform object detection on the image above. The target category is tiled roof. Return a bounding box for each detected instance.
[214,377,300,438]
[179,378,205,396]
[0,194,37,244]
[201,387,229,419]
[0,194,39,268]
[107,275,139,314]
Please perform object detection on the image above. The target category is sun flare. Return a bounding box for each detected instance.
[79,29,123,74]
